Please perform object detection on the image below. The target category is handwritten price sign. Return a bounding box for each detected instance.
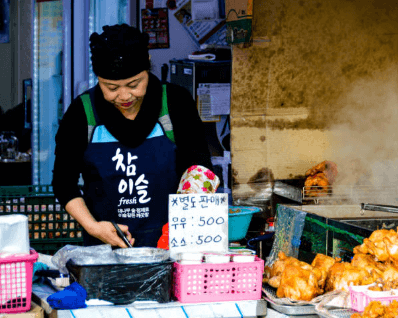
[168,193,229,259]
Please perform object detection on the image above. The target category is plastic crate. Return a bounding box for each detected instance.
[350,284,398,312]
[0,249,38,314]
[0,185,83,255]
[173,256,264,303]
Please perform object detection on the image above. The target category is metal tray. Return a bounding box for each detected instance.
[341,218,398,231]
[317,308,357,318]
[263,285,317,315]
[265,297,316,315]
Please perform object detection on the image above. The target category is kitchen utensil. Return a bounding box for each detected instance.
[361,203,398,214]
[0,131,18,161]
[111,221,133,248]
[113,247,170,263]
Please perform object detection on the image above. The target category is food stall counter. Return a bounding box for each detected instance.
[265,308,318,317]
[32,283,268,318]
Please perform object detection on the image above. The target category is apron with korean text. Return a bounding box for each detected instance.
[80,86,178,247]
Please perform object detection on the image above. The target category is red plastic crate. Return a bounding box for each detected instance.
[173,256,264,303]
[0,249,38,314]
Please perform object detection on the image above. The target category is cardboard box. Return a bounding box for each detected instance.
[0,302,44,318]
[225,0,253,44]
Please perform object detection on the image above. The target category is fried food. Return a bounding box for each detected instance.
[350,300,398,318]
[354,229,398,262]
[325,262,372,292]
[304,160,338,197]
[305,161,338,182]
[385,300,398,318]
[276,263,323,301]
[381,265,398,285]
[266,227,398,302]
[382,233,398,266]
[311,253,341,289]
[351,253,383,283]
[265,252,312,288]
[304,173,330,197]
[360,300,385,318]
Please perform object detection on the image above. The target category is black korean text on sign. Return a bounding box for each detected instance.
[168,193,229,258]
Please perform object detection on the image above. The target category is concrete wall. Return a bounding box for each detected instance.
[230,0,398,198]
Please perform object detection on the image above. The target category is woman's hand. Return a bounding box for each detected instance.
[88,221,135,248]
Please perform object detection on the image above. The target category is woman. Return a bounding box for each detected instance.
[52,24,215,248]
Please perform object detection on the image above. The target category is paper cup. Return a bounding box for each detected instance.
[179,252,203,261]
[232,255,255,263]
[204,254,231,264]
[180,260,202,265]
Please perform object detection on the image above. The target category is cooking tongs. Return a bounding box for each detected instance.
[361,203,398,214]
[111,221,133,248]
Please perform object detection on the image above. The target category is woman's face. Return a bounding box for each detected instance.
[98,71,149,118]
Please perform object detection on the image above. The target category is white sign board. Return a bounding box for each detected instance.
[168,193,229,259]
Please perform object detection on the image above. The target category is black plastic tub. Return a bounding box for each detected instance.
[66,259,174,305]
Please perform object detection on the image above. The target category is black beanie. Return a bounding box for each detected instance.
[89,24,150,80]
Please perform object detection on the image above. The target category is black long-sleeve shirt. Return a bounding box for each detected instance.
[52,73,213,206]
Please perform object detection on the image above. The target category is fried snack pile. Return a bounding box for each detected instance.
[353,229,398,264]
[264,252,341,301]
[351,300,398,318]
[264,228,398,301]
[304,160,338,197]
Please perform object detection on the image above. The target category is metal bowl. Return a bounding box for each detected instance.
[113,247,170,264]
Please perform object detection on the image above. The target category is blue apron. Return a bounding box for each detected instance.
[81,91,178,247]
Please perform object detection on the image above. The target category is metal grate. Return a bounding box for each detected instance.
[303,185,398,205]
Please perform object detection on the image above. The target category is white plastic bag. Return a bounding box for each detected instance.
[0,214,30,254]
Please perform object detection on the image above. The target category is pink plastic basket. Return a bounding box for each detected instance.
[0,249,38,314]
[173,256,264,303]
[350,284,398,312]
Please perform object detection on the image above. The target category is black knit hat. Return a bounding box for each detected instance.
[89,24,150,80]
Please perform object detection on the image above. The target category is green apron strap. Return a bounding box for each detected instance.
[81,87,175,144]
[80,94,97,143]
[159,84,175,143]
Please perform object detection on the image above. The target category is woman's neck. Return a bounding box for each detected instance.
[119,99,143,120]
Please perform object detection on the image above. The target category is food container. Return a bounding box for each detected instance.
[173,256,264,303]
[178,252,203,262]
[66,258,173,304]
[179,260,202,265]
[232,255,255,262]
[113,247,169,264]
[0,249,38,314]
[204,253,231,264]
[228,206,261,241]
[350,284,398,312]
[228,248,256,255]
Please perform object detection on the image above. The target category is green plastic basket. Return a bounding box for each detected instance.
[0,185,84,255]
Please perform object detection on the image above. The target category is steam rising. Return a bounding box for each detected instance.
[325,67,398,204]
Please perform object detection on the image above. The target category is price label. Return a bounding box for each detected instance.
[168,193,228,259]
